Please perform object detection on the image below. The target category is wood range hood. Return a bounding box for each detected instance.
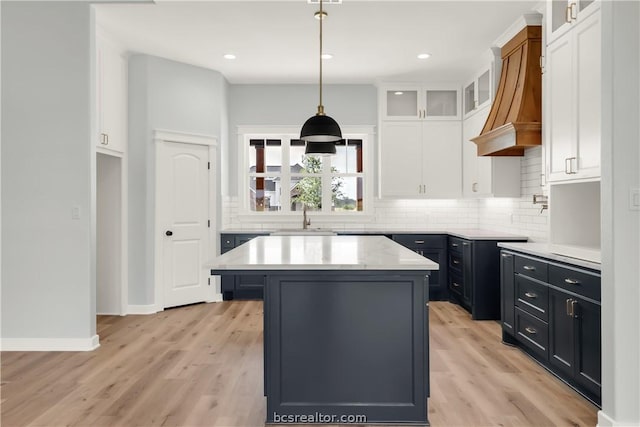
[471,26,542,156]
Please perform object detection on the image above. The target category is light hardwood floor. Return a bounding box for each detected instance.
[1,301,597,427]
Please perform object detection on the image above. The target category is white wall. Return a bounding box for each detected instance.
[128,55,227,306]
[599,1,640,425]
[1,2,97,348]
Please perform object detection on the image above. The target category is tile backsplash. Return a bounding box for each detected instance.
[222,147,548,241]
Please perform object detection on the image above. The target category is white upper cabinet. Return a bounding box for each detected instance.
[96,29,127,154]
[380,84,460,121]
[546,0,600,45]
[380,120,462,199]
[462,105,521,198]
[546,7,600,182]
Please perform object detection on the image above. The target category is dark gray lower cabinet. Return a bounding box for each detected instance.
[220,233,267,300]
[500,252,516,335]
[392,234,447,300]
[501,249,601,406]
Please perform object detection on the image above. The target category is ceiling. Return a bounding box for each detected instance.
[95,0,540,84]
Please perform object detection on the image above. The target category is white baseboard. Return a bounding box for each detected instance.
[127,304,160,315]
[1,334,100,352]
[206,293,223,303]
[597,410,640,427]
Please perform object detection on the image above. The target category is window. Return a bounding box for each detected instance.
[241,127,372,215]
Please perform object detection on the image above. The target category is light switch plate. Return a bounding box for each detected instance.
[630,188,640,211]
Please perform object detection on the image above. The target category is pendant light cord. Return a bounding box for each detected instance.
[318,0,324,115]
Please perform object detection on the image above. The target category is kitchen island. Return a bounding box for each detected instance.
[210,235,438,425]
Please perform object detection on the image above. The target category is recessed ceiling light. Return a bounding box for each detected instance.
[417,53,431,60]
[321,53,333,60]
[394,91,404,95]
[223,54,236,60]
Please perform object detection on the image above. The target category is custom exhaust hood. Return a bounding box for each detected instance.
[471,26,542,156]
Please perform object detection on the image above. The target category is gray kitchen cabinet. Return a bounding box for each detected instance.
[392,234,448,300]
[501,249,601,406]
[220,233,268,300]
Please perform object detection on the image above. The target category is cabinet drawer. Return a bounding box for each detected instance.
[515,307,549,360]
[515,255,548,282]
[392,234,445,249]
[236,234,265,246]
[515,275,549,322]
[549,264,600,301]
[449,252,463,273]
[449,273,464,297]
[448,237,465,253]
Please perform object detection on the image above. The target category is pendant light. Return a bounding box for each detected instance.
[300,0,341,155]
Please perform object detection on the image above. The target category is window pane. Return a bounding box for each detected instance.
[334,140,363,173]
[249,139,281,174]
[249,175,281,212]
[290,175,322,211]
[332,176,363,212]
[290,139,306,173]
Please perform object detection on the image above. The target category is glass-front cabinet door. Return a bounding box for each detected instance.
[463,68,491,118]
[381,86,421,120]
[547,0,600,44]
[424,87,460,120]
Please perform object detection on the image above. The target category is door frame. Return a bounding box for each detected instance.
[153,129,219,311]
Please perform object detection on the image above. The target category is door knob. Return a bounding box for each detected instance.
[165,230,173,236]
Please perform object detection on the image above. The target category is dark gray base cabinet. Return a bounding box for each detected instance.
[500,250,601,406]
[221,233,268,300]
[448,237,526,320]
[392,234,448,301]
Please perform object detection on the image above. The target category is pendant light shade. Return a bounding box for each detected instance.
[301,114,342,143]
[300,0,341,155]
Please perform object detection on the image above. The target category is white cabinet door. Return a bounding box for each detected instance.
[422,121,461,198]
[380,122,423,198]
[574,11,600,180]
[546,8,600,183]
[547,33,575,181]
[462,106,520,198]
[97,33,127,153]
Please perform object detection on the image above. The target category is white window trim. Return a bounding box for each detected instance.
[237,125,375,224]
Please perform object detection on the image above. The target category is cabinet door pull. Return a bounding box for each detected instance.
[566,298,572,316]
[501,253,511,258]
[414,240,425,244]
[567,157,577,174]
[564,278,580,285]
[524,326,537,335]
[565,4,572,22]
[524,292,537,299]
[453,259,460,265]
[523,265,536,271]
[571,300,577,317]
[569,2,578,20]
[462,242,470,246]
[472,182,478,193]
[565,157,571,174]
[451,243,459,248]
[452,282,461,288]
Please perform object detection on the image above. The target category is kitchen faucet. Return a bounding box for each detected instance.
[302,204,311,230]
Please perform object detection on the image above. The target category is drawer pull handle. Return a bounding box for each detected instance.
[501,253,512,258]
[462,242,470,246]
[453,260,460,265]
[524,292,537,299]
[564,278,580,285]
[525,327,537,335]
[451,243,459,247]
[523,265,536,271]
[452,282,461,288]
[414,240,425,244]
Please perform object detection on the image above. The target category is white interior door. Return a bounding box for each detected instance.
[158,142,209,309]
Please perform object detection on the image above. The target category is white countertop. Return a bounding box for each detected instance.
[497,242,601,271]
[210,235,439,271]
[220,228,528,241]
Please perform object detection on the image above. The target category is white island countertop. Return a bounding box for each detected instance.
[209,235,439,271]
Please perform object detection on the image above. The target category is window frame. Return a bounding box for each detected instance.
[237,125,375,222]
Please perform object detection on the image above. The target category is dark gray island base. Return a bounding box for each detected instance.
[210,235,437,425]
[212,269,430,425]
